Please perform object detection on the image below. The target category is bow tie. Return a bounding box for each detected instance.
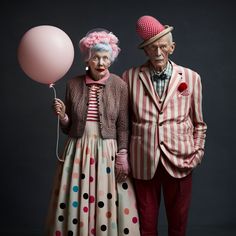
[152,73,167,81]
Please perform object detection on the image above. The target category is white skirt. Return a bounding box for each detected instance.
[46,121,140,236]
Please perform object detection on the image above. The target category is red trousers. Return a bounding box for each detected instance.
[134,162,192,236]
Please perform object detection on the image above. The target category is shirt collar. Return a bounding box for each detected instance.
[85,71,110,85]
[150,61,173,80]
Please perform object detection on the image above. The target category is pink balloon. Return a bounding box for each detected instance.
[18,25,74,85]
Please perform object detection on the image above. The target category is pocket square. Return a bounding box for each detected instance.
[180,89,190,96]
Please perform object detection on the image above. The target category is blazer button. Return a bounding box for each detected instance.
[159,100,162,104]
[160,111,163,115]
[160,141,164,145]
[159,123,163,126]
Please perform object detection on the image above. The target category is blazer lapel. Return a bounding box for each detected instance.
[139,66,162,111]
[162,62,183,111]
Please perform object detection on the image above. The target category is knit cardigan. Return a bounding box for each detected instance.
[60,73,129,150]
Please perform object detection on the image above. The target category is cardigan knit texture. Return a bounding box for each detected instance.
[60,73,129,150]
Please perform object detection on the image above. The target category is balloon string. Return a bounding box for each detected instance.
[49,83,64,162]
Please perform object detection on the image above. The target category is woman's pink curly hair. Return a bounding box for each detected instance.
[79,30,120,62]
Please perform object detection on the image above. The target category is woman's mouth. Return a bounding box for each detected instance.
[96,68,105,72]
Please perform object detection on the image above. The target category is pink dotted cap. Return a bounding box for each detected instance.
[136,15,173,48]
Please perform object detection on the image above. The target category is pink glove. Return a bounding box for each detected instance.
[115,149,130,183]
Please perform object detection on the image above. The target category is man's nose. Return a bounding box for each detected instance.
[156,47,161,55]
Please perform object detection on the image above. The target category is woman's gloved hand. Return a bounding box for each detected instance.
[115,149,130,183]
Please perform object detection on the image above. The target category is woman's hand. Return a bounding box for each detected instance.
[115,149,130,183]
[52,98,66,120]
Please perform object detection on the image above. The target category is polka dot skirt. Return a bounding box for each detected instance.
[46,121,140,235]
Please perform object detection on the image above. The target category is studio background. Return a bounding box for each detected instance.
[1,0,235,235]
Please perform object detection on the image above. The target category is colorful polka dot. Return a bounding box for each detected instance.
[89,176,94,182]
[68,230,73,236]
[58,215,64,222]
[106,211,112,218]
[91,228,95,235]
[124,228,129,234]
[107,193,112,199]
[72,201,78,208]
[83,193,89,199]
[81,173,85,179]
[55,231,61,236]
[72,186,79,192]
[72,218,78,224]
[89,195,95,203]
[122,183,128,190]
[98,201,104,208]
[124,208,130,215]
[106,167,111,174]
[132,217,138,223]
[59,203,66,209]
[83,206,88,212]
[90,158,95,165]
[101,225,107,231]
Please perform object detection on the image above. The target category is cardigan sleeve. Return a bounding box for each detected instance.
[116,81,129,151]
[60,82,72,134]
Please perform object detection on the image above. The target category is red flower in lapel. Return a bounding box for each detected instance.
[178,82,188,93]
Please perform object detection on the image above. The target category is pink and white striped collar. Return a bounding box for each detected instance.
[85,72,110,85]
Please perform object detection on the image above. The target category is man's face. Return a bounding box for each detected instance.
[144,34,175,72]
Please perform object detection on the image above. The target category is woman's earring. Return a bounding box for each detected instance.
[85,66,89,71]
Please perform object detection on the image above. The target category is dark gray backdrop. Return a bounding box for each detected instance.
[1,0,235,235]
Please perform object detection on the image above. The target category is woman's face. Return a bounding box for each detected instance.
[88,51,111,80]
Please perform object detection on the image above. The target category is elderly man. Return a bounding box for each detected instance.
[122,15,207,236]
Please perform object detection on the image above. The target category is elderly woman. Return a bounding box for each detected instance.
[46,29,140,236]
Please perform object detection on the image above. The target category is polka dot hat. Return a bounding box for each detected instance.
[136,15,173,48]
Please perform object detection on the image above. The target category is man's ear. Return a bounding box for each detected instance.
[143,48,148,56]
[169,42,176,55]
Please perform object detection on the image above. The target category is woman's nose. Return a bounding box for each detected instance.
[98,58,104,65]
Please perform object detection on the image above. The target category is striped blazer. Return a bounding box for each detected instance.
[122,61,207,179]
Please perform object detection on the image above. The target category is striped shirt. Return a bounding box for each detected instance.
[86,84,102,122]
[85,73,110,122]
